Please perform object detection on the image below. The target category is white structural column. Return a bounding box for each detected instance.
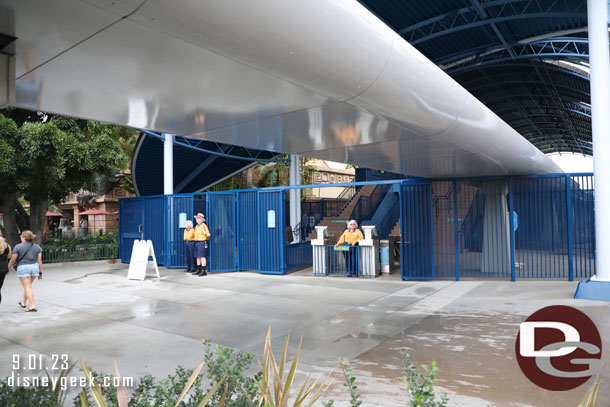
[163,133,174,195]
[481,180,510,275]
[289,154,302,243]
[587,0,610,281]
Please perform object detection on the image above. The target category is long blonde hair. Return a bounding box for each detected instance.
[0,235,8,253]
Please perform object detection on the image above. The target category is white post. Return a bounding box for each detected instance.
[587,0,610,281]
[311,226,327,275]
[163,133,174,195]
[289,154,301,242]
[360,225,379,277]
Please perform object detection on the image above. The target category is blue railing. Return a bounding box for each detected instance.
[376,204,400,239]
[286,241,313,271]
[350,184,391,224]
[314,245,362,277]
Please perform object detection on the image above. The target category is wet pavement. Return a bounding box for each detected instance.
[0,261,608,406]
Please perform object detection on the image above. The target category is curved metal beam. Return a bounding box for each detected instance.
[138,129,283,163]
[454,61,590,82]
[444,39,589,74]
[481,94,591,112]
[496,107,591,121]
[465,80,591,100]
[398,12,582,45]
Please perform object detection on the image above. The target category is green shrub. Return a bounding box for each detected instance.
[401,350,448,407]
[338,358,361,407]
[0,380,61,407]
[202,340,260,407]
[76,365,207,407]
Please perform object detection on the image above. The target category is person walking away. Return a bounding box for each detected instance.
[183,220,196,273]
[0,234,11,305]
[335,220,364,277]
[193,213,210,276]
[8,230,43,312]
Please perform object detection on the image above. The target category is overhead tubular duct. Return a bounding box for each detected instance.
[120,0,559,175]
[8,0,560,176]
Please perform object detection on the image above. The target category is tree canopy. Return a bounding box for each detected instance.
[0,108,133,245]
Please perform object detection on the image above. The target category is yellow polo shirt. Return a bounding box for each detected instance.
[337,229,364,245]
[194,223,210,241]
[183,228,195,241]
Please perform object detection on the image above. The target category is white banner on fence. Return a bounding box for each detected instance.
[127,240,160,281]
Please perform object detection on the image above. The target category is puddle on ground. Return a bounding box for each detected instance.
[415,286,437,296]
[327,312,609,407]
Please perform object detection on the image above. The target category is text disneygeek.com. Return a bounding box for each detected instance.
[8,354,134,391]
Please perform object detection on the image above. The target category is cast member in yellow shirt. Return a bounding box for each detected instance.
[193,213,211,276]
[183,220,196,273]
[335,220,363,277]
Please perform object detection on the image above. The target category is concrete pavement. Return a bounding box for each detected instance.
[0,261,608,406]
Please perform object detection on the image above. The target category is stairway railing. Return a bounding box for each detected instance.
[350,184,390,224]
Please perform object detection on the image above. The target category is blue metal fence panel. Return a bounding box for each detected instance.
[119,198,144,263]
[456,181,483,277]
[400,182,434,279]
[286,241,313,271]
[432,181,456,278]
[513,176,569,279]
[193,194,207,218]
[570,175,595,280]
[143,197,166,265]
[316,245,361,276]
[209,192,236,272]
[259,190,285,274]
[166,196,194,268]
[117,173,595,282]
[238,191,258,270]
[455,180,513,279]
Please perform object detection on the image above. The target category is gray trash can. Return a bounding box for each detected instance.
[380,240,390,274]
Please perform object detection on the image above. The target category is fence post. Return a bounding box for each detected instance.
[311,226,327,275]
[235,192,240,272]
[360,225,379,278]
[165,196,171,267]
[508,178,516,282]
[429,184,435,278]
[453,180,459,281]
[566,175,574,281]
[257,191,261,273]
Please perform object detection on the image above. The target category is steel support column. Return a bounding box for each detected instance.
[289,154,301,243]
[163,133,174,195]
[587,0,610,281]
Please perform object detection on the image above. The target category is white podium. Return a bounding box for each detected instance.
[360,226,380,277]
[311,226,327,275]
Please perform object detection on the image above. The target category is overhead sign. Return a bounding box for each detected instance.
[127,240,160,281]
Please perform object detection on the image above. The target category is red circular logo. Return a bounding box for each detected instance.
[515,305,602,391]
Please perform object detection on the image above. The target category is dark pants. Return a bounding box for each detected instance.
[184,241,195,271]
[342,246,359,276]
[0,271,6,304]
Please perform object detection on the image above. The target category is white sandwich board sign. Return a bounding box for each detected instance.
[127,240,160,281]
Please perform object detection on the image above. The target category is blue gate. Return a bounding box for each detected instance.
[258,190,285,274]
[143,197,166,265]
[208,192,237,272]
[119,198,143,263]
[238,191,258,271]
[401,181,434,279]
[166,196,194,268]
